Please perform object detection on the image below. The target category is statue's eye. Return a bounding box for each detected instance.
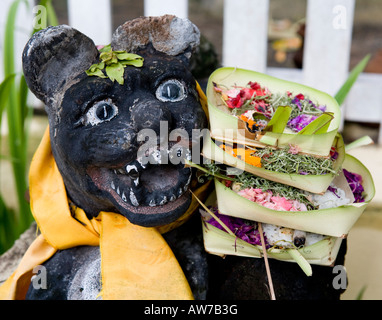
[156,79,186,102]
[84,99,118,126]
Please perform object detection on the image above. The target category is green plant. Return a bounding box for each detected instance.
[335,54,370,106]
[0,0,58,254]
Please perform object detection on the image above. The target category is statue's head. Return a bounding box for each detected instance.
[22,15,208,227]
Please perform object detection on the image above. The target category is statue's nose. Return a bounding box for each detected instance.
[131,100,173,135]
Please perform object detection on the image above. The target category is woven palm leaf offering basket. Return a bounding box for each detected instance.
[198,191,343,276]
[190,152,374,276]
[201,130,345,194]
[189,152,374,239]
[207,67,341,157]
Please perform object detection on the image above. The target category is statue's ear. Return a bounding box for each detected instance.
[111,15,200,64]
[22,25,99,105]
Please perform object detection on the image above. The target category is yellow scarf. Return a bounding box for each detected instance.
[0,83,210,300]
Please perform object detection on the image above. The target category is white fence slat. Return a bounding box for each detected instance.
[303,0,355,97]
[67,0,112,46]
[222,0,269,73]
[267,67,303,84]
[2,0,382,143]
[344,73,382,123]
[144,0,188,19]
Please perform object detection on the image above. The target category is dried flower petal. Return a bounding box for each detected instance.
[288,144,301,155]
[207,207,269,248]
[288,114,318,132]
[343,169,365,203]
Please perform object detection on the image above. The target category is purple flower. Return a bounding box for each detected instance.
[328,186,340,198]
[292,97,302,111]
[343,169,365,203]
[288,114,317,132]
[206,208,270,248]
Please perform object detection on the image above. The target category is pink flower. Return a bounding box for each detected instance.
[227,95,243,109]
[271,196,293,211]
[236,187,306,212]
[248,81,261,90]
[288,144,301,155]
[225,88,241,98]
[262,202,278,210]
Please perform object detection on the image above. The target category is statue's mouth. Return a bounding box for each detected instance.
[87,145,194,226]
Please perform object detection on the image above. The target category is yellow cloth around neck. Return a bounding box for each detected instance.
[0,82,211,300]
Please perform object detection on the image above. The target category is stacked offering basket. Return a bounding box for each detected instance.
[198,67,375,275]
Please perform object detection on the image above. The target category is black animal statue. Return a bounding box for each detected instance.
[2,15,347,300]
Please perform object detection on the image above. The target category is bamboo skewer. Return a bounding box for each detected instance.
[258,222,276,300]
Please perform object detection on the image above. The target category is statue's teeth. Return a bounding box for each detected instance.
[159,196,168,206]
[125,164,138,174]
[129,189,139,206]
[149,199,156,207]
[111,181,115,190]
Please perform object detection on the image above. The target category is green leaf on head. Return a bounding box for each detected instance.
[86,44,144,84]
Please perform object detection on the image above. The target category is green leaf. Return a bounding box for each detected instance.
[356,285,367,300]
[121,58,144,68]
[99,44,112,53]
[185,159,236,182]
[335,54,371,106]
[116,52,132,60]
[45,0,59,26]
[88,61,105,72]
[85,68,107,78]
[345,135,374,152]
[287,249,312,276]
[100,51,114,63]
[86,47,143,83]
[263,106,292,133]
[298,112,334,135]
[4,0,28,77]
[105,62,125,85]
[117,52,143,61]
[18,74,30,122]
[0,195,17,253]
[0,74,16,123]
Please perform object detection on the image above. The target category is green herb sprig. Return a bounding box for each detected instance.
[234,172,316,210]
[188,161,317,210]
[254,146,337,175]
[86,44,144,85]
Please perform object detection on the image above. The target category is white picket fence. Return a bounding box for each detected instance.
[1,0,382,142]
